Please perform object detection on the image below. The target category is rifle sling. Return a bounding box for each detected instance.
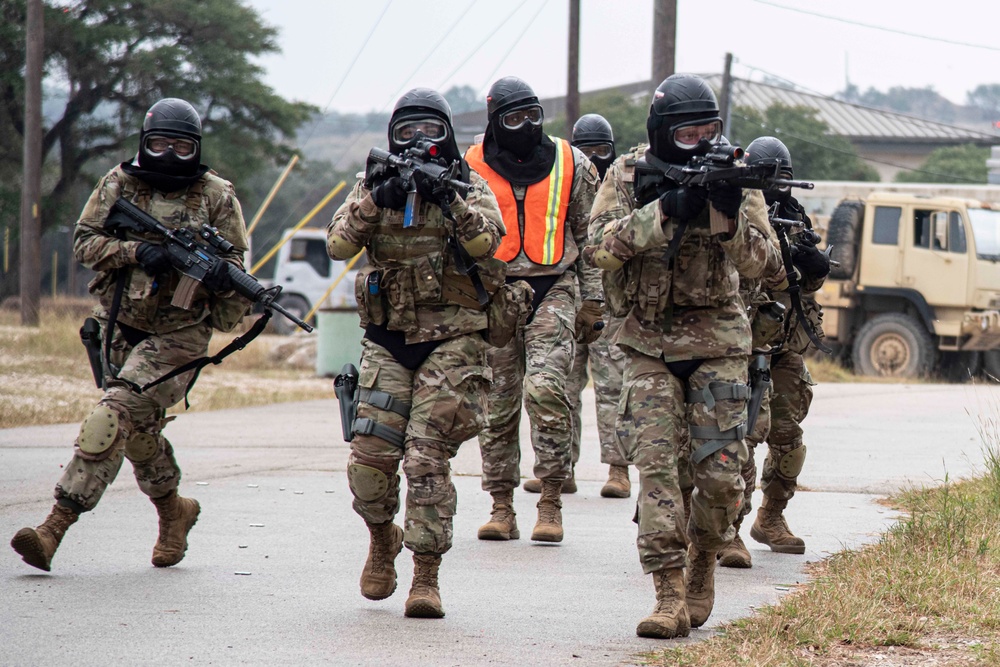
[134,309,273,409]
[439,199,489,307]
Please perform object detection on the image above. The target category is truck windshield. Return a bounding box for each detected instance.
[968,208,1000,261]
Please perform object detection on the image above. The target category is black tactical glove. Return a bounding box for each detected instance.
[135,242,172,276]
[413,169,459,204]
[371,176,408,211]
[201,259,234,293]
[790,242,831,280]
[707,181,742,218]
[659,186,707,221]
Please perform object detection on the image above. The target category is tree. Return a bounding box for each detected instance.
[547,91,648,154]
[0,0,315,240]
[967,84,1000,121]
[443,85,482,115]
[894,144,989,184]
[729,103,879,181]
[836,84,958,123]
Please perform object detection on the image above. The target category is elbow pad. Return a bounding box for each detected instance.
[461,232,493,258]
[328,235,362,261]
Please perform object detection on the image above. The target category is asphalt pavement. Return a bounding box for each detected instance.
[1,381,996,666]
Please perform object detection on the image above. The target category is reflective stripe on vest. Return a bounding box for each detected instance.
[465,137,574,265]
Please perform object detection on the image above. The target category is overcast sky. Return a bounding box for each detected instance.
[246,0,1000,115]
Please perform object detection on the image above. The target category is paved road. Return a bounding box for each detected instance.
[0,382,995,666]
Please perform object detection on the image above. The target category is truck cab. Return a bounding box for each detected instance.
[818,191,1000,377]
[260,228,361,335]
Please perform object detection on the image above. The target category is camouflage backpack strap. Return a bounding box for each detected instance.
[185,177,206,213]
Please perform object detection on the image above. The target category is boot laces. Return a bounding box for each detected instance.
[490,502,514,524]
[688,552,710,595]
[413,556,439,590]
[654,571,681,613]
[370,527,394,573]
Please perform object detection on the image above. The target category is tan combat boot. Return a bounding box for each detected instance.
[150,491,201,567]
[531,479,564,542]
[404,553,445,618]
[636,567,690,638]
[686,546,718,628]
[717,517,752,568]
[477,490,519,540]
[750,497,805,554]
[10,504,80,572]
[359,521,404,600]
[600,464,631,498]
[523,470,577,494]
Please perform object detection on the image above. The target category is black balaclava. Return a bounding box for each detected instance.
[482,76,555,186]
[123,97,208,193]
[571,113,615,180]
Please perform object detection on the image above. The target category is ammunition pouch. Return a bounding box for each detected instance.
[441,256,505,309]
[751,300,787,350]
[485,280,534,348]
[355,266,387,328]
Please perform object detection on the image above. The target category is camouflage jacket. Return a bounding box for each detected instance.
[74,165,250,335]
[588,146,784,362]
[491,146,603,302]
[328,170,504,344]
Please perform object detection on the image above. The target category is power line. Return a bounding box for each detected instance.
[436,0,534,90]
[751,0,1000,52]
[476,0,553,95]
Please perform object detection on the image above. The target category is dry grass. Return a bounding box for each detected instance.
[643,437,1000,666]
[0,300,330,428]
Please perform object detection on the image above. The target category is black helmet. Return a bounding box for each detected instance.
[487,76,539,119]
[388,87,461,162]
[572,114,615,180]
[571,114,613,146]
[138,98,203,177]
[746,135,794,204]
[745,135,793,176]
[646,74,722,164]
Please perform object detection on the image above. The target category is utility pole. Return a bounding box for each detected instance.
[719,52,733,137]
[20,0,43,326]
[565,0,580,140]
[651,0,676,85]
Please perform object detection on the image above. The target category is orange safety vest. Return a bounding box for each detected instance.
[465,138,574,265]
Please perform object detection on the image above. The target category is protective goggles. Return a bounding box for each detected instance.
[391,118,448,145]
[499,105,543,131]
[144,135,198,159]
[577,143,614,160]
[671,120,722,149]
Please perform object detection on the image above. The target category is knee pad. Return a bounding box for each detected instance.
[124,432,159,463]
[77,404,124,461]
[347,453,399,503]
[776,444,807,480]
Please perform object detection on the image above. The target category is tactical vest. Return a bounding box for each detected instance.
[465,138,574,266]
[353,194,504,336]
[605,151,740,327]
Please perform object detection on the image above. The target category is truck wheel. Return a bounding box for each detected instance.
[939,351,982,383]
[826,200,863,280]
[851,313,935,378]
[269,294,310,336]
[982,350,1000,380]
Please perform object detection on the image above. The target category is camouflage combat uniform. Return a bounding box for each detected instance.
[472,146,601,493]
[328,173,503,556]
[58,165,250,512]
[588,146,783,574]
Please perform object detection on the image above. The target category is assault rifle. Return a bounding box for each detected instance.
[365,139,470,229]
[106,197,313,333]
[767,202,832,354]
[364,140,489,307]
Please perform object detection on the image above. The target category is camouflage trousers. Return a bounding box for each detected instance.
[566,315,627,467]
[349,334,489,555]
[55,318,212,511]
[737,350,814,516]
[618,349,748,574]
[479,271,577,493]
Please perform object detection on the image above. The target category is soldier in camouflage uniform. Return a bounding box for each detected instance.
[586,75,783,638]
[524,113,631,499]
[327,89,504,619]
[11,98,250,573]
[466,77,601,544]
[718,136,830,569]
